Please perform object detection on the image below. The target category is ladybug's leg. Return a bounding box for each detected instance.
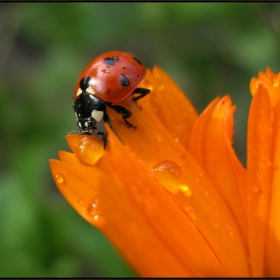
[131,87,150,103]
[103,111,113,129]
[96,130,107,149]
[106,103,137,129]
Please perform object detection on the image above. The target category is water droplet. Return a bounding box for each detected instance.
[155,132,163,142]
[75,136,104,165]
[212,217,219,226]
[91,198,98,209]
[227,224,234,236]
[198,169,204,177]
[54,173,65,185]
[252,185,260,193]
[179,184,192,197]
[272,163,278,170]
[87,199,105,226]
[185,206,197,220]
[150,160,182,193]
[273,80,279,87]
[87,199,98,215]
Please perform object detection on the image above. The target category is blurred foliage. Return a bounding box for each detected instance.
[0,2,280,277]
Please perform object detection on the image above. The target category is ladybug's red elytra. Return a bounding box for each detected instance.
[73,51,150,148]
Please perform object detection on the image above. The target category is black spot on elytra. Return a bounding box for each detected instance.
[132,56,143,65]
[104,57,115,66]
[120,76,129,87]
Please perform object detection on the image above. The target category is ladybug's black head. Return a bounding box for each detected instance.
[73,92,106,135]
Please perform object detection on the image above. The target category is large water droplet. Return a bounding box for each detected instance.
[75,137,104,165]
[150,160,182,193]
[54,173,65,185]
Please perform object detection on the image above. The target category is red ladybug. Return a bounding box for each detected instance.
[73,51,150,147]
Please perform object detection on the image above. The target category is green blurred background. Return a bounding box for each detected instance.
[0,2,279,277]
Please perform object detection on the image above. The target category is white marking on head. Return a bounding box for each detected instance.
[87,87,95,95]
[77,78,96,96]
[76,88,82,97]
[78,122,82,128]
[85,121,89,127]
[91,110,104,122]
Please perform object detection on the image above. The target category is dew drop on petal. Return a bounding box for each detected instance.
[150,160,182,193]
[185,206,197,220]
[91,198,98,209]
[54,173,65,185]
[273,79,279,87]
[155,132,163,142]
[227,224,234,236]
[263,158,272,166]
[212,217,219,227]
[75,137,104,165]
[179,184,192,197]
[87,199,105,226]
[176,124,181,131]
[87,199,98,216]
[252,186,260,193]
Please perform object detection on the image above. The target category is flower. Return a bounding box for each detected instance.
[50,66,280,277]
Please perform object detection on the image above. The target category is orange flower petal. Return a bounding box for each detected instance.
[50,65,280,277]
[104,67,198,165]
[135,66,198,145]
[248,67,280,276]
[247,85,273,276]
[92,69,250,276]
[189,96,248,237]
[51,131,225,277]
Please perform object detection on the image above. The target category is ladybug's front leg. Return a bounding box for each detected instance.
[96,130,108,149]
[131,87,150,103]
[103,111,113,129]
[106,103,137,129]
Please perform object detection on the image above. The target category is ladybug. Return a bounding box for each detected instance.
[73,51,150,148]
